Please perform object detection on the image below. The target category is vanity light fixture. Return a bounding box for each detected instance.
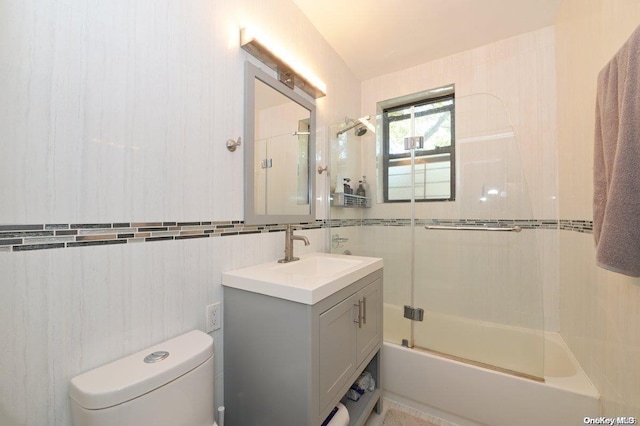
[240,27,326,99]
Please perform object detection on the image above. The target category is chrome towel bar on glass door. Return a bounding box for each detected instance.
[424,225,522,232]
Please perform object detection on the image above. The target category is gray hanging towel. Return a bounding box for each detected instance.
[593,24,640,277]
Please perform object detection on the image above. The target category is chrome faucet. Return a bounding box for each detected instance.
[278,225,310,263]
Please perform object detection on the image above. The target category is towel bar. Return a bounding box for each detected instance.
[425,225,522,232]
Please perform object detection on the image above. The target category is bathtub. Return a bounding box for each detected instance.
[382,306,600,425]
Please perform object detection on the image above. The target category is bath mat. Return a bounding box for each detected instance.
[382,408,440,426]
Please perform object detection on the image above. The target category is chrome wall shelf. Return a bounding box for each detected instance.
[331,193,371,208]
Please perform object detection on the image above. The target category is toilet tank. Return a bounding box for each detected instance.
[70,330,215,426]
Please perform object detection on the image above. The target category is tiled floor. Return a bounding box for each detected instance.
[364,398,458,426]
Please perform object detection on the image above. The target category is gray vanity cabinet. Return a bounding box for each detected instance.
[224,268,383,426]
[319,279,381,413]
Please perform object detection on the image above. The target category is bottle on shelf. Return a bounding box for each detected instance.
[343,178,352,194]
[361,176,370,198]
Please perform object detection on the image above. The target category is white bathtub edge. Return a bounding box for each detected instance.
[543,332,600,398]
[382,342,600,426]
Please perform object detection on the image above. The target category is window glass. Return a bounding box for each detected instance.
[382,93,455,202]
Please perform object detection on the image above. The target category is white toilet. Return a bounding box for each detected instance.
[69,330,218,426]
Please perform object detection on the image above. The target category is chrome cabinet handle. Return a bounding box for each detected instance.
[354,300,363,328]
[362,297,367,325]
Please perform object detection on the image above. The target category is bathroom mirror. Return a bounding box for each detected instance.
[244,62,316,225]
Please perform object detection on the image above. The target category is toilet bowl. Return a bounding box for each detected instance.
[69,330,218,426]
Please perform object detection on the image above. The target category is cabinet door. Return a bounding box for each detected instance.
[356,278,382,365]
[318,294,358,412]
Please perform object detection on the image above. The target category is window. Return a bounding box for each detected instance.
[382,91,455,202]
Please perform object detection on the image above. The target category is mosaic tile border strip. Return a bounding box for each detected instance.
[331,219,592,233]
[558,219,594,233]
[363,218,562,229]
[0,218,592,253]
[0,221,324,253]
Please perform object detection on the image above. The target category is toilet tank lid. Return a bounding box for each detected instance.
[69,330,214,410]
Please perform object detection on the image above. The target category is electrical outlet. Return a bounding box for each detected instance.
[205,302,221,333]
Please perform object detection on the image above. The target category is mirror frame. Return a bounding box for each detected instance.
[244,61,316,225]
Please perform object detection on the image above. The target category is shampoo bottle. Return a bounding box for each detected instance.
[343,178,352,194]
[361,176,370,198]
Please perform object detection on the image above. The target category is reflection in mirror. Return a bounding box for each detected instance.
[244,62,316,225]
[254,79,310,215]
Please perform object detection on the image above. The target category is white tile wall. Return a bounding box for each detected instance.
[0,0,361,224]
[556,0,640,416]
[0,0,357,424]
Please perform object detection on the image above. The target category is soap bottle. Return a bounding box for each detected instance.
[343,178,352,194]
[356,181,366,197]
[361,176,370,198]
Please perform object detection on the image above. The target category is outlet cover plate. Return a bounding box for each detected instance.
[205,302,221,333]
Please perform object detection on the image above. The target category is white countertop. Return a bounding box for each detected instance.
[221,252,383,305]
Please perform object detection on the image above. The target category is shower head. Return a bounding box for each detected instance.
[354,124,367,136]
[336,116,373,137]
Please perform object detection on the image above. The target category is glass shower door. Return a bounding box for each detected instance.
[411,94,545,380]
[383,96,456,348]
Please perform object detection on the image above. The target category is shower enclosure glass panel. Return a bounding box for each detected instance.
[327,93,544,380]
[413,94,544,379]
[328,116,413,347]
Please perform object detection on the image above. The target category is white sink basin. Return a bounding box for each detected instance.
[267,255,362,277]
[222,253,383,304]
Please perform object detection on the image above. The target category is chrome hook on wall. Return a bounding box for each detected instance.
[226,137,242,152]
[317,165,328,174]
